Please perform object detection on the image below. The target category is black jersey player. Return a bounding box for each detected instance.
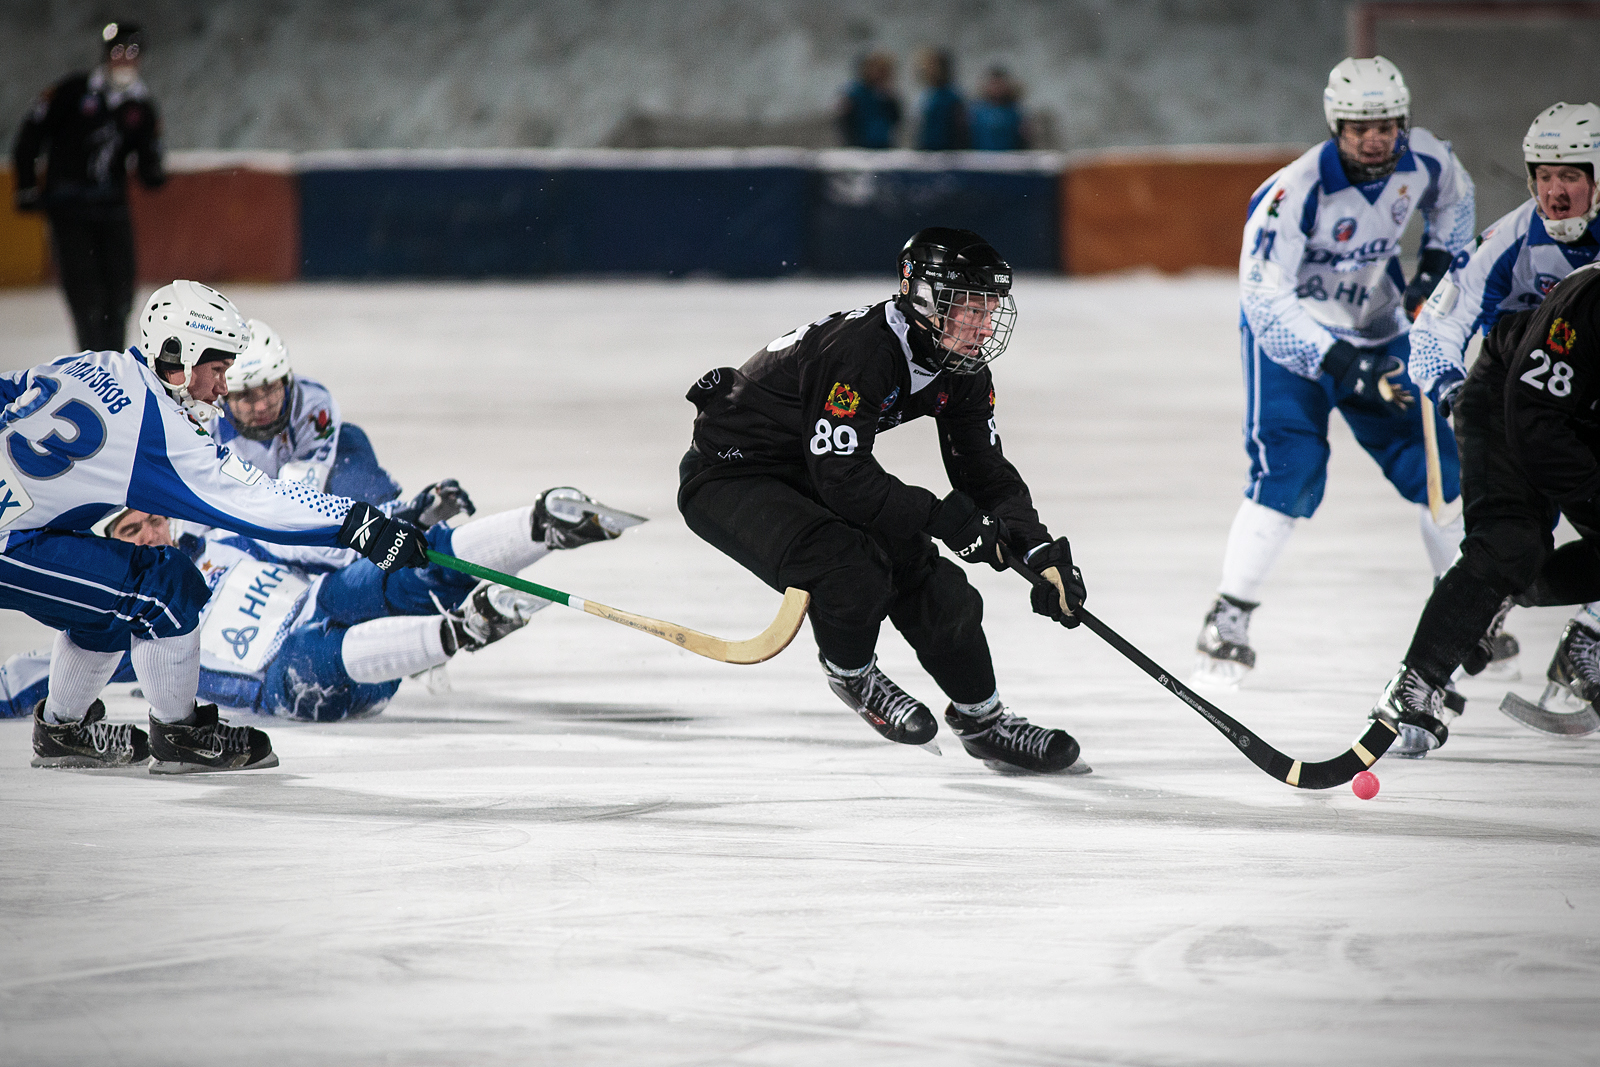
[678,227,1087,773]
[1372,262,1600,755]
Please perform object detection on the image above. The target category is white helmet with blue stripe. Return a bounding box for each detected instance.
[1323,56,1410,133]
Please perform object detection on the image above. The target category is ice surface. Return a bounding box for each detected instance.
[2,277,1598,1066]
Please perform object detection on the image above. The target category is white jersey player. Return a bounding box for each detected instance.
[2,280,430,773]
[0,486,637,722]
[1195,57,1476,685]
[214,318,402,503]
[1408,101,1600,690]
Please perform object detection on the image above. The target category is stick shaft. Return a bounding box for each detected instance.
[425,550,581,610]
[1421,393,1446,523]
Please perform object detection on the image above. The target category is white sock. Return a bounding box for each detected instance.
[951,690,1002,718]
[130,629,202,724]
[1574,603,1600,636]
[1418,505,1464,578]
[341,616,449,684]
[44,631,125,723]
[448,506,550,574]
[1218,499,1297,604]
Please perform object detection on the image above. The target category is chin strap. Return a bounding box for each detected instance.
[1540,185,1600,244]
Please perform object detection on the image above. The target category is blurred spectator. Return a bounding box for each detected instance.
[12,20,165,352]
[968,67,1029,151]
[837,52,902,149]
[914,49,967,150]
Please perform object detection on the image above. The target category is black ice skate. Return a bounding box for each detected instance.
[944,703,1083,774]
[149,704,278,774]
[1541,619,1600,711]
[1371,667,1449,758]
[534,487,647,550]
[1193,595,1257,686]
[31,699,149,768]
[1459,596,1519,680]
[820,654,938,746]
[444,579,553,653]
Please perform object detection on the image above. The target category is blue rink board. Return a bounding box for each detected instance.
[299,166,1059,278]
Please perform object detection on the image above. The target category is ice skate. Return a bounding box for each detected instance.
[1193,595,1256,687]
[1540,618,1600,714]
[944,703,1084,774]
[820,654,938,746]
[534,486,647,550]
[445,579,553,653]
[149,705,278,774]
[1371,666,1449,758]
[1459,597,1519,680]
[31,699,149,768]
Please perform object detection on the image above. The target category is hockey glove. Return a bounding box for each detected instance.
[1428,369,1465,421]
[393,479,476,528]
[338,502,429,571]
[1025,538,1086,627]
[927,490,1009,571]
[14,187,40,213]
[1322,341,1414,417]
[1404,248,1455,319]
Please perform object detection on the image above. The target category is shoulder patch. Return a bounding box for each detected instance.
[310,409,333,439]
[1548,318,1577,357]
[824,382,860,418]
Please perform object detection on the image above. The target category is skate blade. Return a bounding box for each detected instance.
[546,496,649,534]
[1191,653,1248,689]
[981,757,1092,776]
[918,739,942,757]
[1498,692,1600,738]
[30,755,148,769]
[149,752,281,775]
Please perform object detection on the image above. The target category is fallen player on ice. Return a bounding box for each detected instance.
[0,487,640,723]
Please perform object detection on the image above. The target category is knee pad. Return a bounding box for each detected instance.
[130,547,212,638]
[1459,520,1549,595]
[807,552,894,633]
[892,556,984,645]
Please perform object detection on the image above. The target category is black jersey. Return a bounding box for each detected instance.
[1501,263,1600,505]
[11,68,164,211]
[686,299,1048,545]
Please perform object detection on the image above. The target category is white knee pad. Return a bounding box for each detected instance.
[1219,499,1298,604]
[129,629,202,724]
[448,506,549,575]
[44,631,126,723]
[341,616,449,684]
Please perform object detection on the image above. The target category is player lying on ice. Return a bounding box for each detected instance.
[0,486,635,723]
[1405,101,1600,694]
[678,226,1087,774]
[1,280,435,773]
[1372,262,1600,756]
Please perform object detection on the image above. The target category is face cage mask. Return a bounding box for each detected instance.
[923,286,1017,375]
[225,375,294,442]
[1337,122,1408,183]
[1527,168,1600,244]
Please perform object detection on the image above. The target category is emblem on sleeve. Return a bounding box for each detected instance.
[988,387,996,409]
[824,382,861,418]
[1548,318,1577,356]
[311,409,334,439]
[1332,217,1356,242]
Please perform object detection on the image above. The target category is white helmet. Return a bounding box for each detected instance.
[139,280,250,418]
[1323,56,1410,133]
[224,318,294,441]
[1524,102,1600,243]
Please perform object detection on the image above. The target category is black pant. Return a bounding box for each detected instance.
[48,206,136,353]
[1405,370,1600,683]
[678,450,996,703]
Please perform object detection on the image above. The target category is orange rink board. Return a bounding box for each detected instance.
[0,169,50,285]
[1061,146,1305,275]
[130,160,299,284]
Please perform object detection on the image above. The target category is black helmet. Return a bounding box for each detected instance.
[895,227,1017,375]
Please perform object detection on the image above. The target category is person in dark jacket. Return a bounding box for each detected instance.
[837,52,902,149]
[1370,264,1600,756]
[679,228,1087,774]
[914,49,967,151]
[12,20,165,352]
[968,67,1028,151]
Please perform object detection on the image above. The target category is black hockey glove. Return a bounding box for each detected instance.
[1404,247,1455,319]
[338,502,429,571]
[1025,538,1087,627]
[392,479,476,528]
[1428,368,1465,421]
[1322,341,1414,417]
[926,490,1009,571]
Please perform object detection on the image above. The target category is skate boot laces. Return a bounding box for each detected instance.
[1206,598,1251,647]
[977,711,1055,761]
[853,670,924,730]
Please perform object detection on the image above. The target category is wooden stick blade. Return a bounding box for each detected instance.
[583,587,810,664]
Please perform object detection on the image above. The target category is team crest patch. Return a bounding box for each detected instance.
[1390,194,1411,226]
[1332,217,1357,242]
[880,387,900,411]
[1266,189,1285,218]
[1537,273,1561,296]
[311,409,334,439]
[931,391,950,415]
[1548,318,1577,356]
[824,382,861,418]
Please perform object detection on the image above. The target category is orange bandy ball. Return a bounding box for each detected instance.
[1351,771,1380,800]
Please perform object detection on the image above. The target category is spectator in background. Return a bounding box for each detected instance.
[12,21,165,353]
[837,52,902,149]
[915,49,967,150]
[969,67,1029,151]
